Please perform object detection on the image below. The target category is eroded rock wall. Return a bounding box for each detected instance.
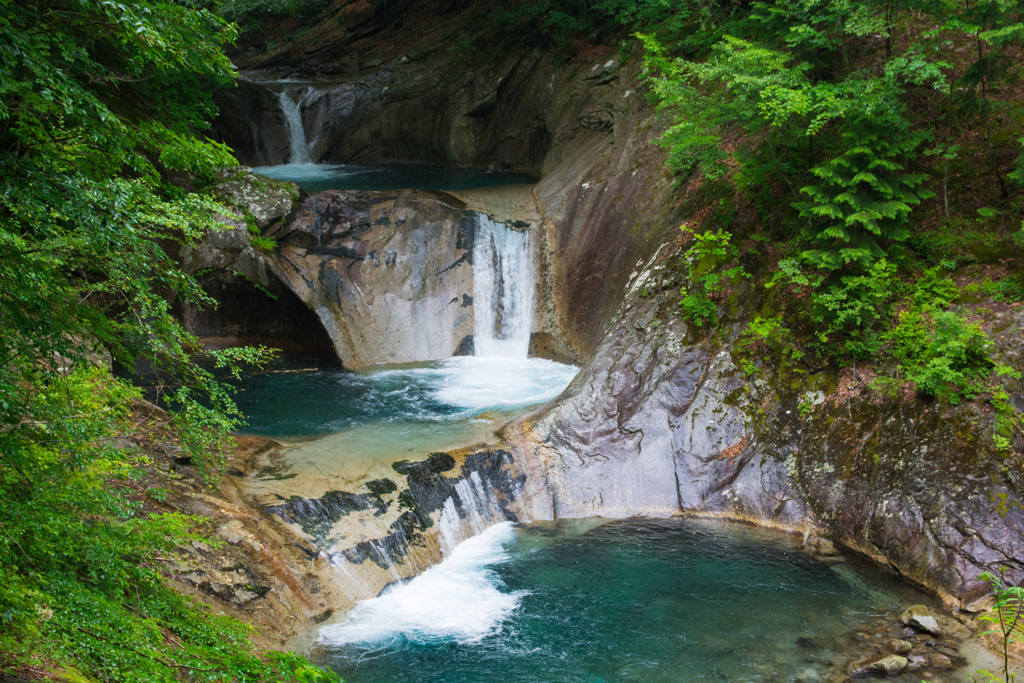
[214,38,681,359]
[264,189,477,366]
[173,170,339,360]
[505,242,1024,611]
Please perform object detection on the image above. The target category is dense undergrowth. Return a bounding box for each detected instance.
[0,1,335,680]
[627,0,1024,440]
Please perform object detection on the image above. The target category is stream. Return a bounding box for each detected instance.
[221,85,989,683]
[313,519,936,683]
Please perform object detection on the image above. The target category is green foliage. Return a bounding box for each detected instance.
[990,387,1021,453]
[485,0,601,48]
[1011,138,1024,185]
[600,0,732,49]
[886,311,995,403]
[0,0,331,679]
[251,236,278,252]
[636,0,1024,413]
[971,277,1024,304]
[810,259,898,360]
[911,266,960,310]
[748,315,787,340]
[636,0,1020,273]
[680,292,719,325]
[798,115,935,269]
[678,227,749,327]
[978,570,1024,683]
[739,315,804,367]
[639,32,817,179]
[215,0,331,24]
[0,371,336,681]
[767,258,821,290]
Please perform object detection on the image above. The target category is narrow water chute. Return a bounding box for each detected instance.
[278,88,311,165]
[471,215,535,359]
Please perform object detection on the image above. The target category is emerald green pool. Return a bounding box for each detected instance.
[313,518,943,683]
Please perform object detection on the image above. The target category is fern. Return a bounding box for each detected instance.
[797,115,934,269]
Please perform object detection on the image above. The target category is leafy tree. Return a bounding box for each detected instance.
[0,0,254,469]
[0,1,333,679]
[635,0,1024,274]
[943,0,1024,199]
[797,115,934,269]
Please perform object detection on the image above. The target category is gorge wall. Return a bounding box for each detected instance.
[197,1,1024,620]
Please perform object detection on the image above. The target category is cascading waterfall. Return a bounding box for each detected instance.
[246,153,578,640]
[438,472,504,555]
[471,215,535,359]
[278,89,311,164]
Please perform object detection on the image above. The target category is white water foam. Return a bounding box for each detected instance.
[428,356,578,412]
[277,89,311,164]
[252,161,353,185]
[438,471,502,554]
[472,215,535,359]
[318,522,524,646]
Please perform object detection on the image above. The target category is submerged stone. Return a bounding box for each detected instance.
[901,604,942,636]
[847,653,907,677]
[883,638,912,655]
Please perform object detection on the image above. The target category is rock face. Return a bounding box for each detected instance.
[215,39,679,361]
[263,189,481,366]
[216,50,554,172]
[210,81,290,167]
[506,233,1024,608]
[508,251,807,526]
[240,439,527,611]
[173,171,339,359]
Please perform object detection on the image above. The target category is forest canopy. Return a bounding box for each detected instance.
[0,1,331,679]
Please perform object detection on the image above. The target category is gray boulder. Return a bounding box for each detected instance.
[901,604,942,636]
[847,654,908,677]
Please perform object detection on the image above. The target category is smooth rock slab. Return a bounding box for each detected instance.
[901,604,942,636]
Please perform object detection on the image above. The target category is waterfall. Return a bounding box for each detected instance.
[472,215,535,359]
[278,89,311,164]
[438,472,504,555]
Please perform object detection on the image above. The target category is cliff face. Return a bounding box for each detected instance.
[265,189,478,366]
[504,244,1024,610]
[212,19,682,359]
[198,5,1024,614]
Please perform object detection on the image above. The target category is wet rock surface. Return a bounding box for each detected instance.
[264,449,523,566]
[217,49,554,173]
[509,236,1024,610]
[264,189,482,366]
[776,605,979,681]
[847,653,908,677]
[117,405,345,651]
[902,604,943,636]
[214,32,682,361]
[170,170,338,359]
